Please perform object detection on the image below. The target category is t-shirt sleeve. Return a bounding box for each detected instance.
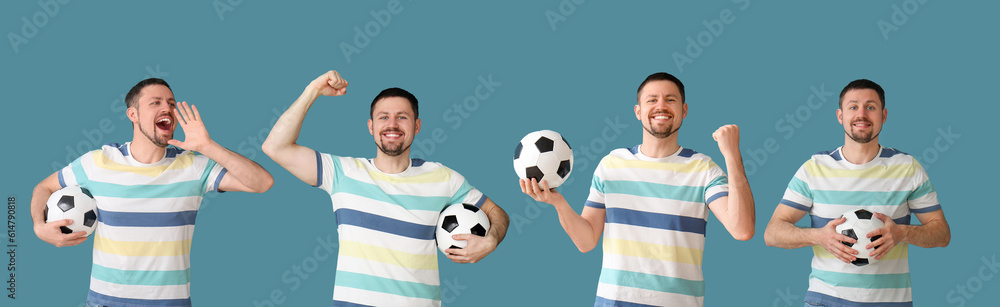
[704,161,729,205]
[584,158,607,209]
[780,162,814,212]
[58,152,91,188]
[907,159,941,214]
[203,158,227,193]
[448,170,486,207]
[316,152,344,195]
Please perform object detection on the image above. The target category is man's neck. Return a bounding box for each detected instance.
[372,151,411,174]
[640,132,681,158]
[841,136,881,165]
[129,136,167,164]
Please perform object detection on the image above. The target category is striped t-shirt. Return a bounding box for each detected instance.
[780,146,940,307]
[316,153,485,307]
[585,146,729,307]
[58,142,226,307]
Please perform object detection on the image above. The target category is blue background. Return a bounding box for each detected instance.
[1,1,997,306]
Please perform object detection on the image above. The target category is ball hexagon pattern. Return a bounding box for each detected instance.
[513,130,573,188]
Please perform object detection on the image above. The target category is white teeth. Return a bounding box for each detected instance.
[157,118,171,124]
[653,115,670,119]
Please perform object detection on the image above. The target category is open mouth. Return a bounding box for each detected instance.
[381,130,403,140]
[155,117,172,132]
[852,121,871,128]
[650,112,673,122]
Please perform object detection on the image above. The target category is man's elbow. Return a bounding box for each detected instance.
[732,229,754,241]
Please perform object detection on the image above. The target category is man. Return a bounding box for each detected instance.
[763,79,950,306]
[262,70,509,306]
[31,78,274,307]
[521,72,755,306]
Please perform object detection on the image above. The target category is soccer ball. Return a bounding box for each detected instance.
[835,209,885,266]
[435,203,490,255]
[45,186,99,237]
[513,130,573,188]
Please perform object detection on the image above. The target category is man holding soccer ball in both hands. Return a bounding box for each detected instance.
[764,79,951,306]
[521,72,756,307]
[30,78,274,307]
[262,70,509,306]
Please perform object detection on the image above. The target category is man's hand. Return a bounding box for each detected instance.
[445,234,497,264]
[712,124,741,157]
[814,217,858,263]
[34,219,88,247]
[308,70,348,97]
[519,178,565,206]
[868,213,907,260]
[168,101,214,152]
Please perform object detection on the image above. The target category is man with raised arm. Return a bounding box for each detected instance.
[521,72,755,307]
[262,70,509,306]
[31,78,274,307]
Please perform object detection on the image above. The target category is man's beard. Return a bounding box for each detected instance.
[138,114,173,147]
[845,120,879,144]
[376,129,409,157]
[644,111,680,139]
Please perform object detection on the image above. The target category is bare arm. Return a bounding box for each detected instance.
[764,204,860,263]
[867,210,950,260]
[446,198,509,263]
[707,125,755,241]
[262,70,348,186]
[168,101,274,193]
[31,172,88,247]
[521,179,605,253]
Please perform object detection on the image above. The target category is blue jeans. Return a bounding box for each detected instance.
[86,302,109,307]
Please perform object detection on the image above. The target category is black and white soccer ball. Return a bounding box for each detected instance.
[835,209,885,266]
[513,130,573,188]
[45,186,99,237]
[435,203,490,255]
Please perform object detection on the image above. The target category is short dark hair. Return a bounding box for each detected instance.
[370,87,419,119]
[125,78,171,109]
[839,79,885,108]
[637,72,685,103]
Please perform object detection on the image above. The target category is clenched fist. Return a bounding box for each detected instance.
[308,70,349,97]
[712,124,741,158]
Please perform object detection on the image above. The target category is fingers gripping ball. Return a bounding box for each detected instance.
[435,203,490,255]
[835,209,885,266]
[513,130,573,188]
[45,186,99,237]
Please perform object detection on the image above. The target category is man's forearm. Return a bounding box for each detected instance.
[765,219,818,249]
[483,202,509,247]
[723,153,755,239]
[200,142,273,192]
[900,219,950,248]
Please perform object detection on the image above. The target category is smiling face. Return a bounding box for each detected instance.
[635,80,687,139]
[368,96,420,157]
[838,88,886,145]
[127,84,176,148]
